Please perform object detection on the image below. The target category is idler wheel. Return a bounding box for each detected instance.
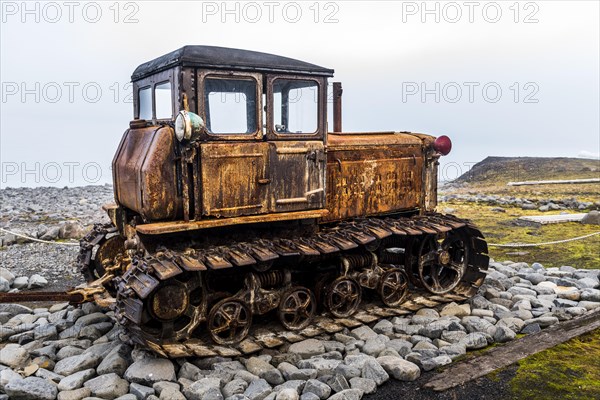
[325,277,362,318]
[278,286,316,330]
[417,231,469,294]
[378,269,409,307]
[140,272,205,341]
[208,298,252,345]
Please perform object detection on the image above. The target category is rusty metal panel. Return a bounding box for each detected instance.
[200,142,269,217]
[113,126,182,221]
[269,141,326,212]
[324,133,425,222]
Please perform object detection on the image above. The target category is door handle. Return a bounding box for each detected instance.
[257,178,271,184]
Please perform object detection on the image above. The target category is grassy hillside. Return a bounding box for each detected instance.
[456,156,599,185]
[447,157,600,200]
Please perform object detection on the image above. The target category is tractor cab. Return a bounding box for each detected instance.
[114,46,333,225]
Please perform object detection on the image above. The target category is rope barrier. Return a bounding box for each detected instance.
[488,231,600,248]
[0,227,80,246]
[1,227,598,249]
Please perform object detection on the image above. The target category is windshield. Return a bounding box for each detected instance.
[273,79,318,134]
[204,77,257,134]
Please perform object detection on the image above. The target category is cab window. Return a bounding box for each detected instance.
[204,77,257,134]
[155,82,173,119]
[138,86,152,120]
[273,79,318,134]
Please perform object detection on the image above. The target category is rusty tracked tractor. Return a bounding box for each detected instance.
[71,46,489,354]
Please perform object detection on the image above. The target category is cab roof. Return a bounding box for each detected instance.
[132,45,335,81]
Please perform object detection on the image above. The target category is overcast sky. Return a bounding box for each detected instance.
[1,0,599,187]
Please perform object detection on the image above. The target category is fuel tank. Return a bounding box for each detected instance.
[112,126,182,221]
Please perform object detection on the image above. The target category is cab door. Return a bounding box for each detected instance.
[269,141,325,212]
[198,71,269,217]
[266,76,327,212]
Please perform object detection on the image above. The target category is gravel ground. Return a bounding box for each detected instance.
[1,186,599,400]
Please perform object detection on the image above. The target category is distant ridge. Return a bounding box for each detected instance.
[454,156,600,185]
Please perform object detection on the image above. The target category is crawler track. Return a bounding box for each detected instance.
[84,213,489,358]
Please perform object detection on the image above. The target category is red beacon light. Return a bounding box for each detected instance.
[433,135,452,156]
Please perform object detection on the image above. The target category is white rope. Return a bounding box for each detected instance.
[488,231,600,248]
[0,227,80,246]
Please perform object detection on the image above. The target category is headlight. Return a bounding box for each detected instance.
[175,110,204,142]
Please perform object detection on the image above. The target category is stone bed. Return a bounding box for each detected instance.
[1,261,599,400]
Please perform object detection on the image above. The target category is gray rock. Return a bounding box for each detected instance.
[324,374,349,393]
[58,368,96,391]
[493,326,516,343]
[246,357,284,386]
[0,303,32,317]
[54,353,102,375]
[97,344,131,376]
[350,326,378,341]
[28,274,48,289]
[0,344,30,369]
[302,379,330,400]
[461,316,495,334]
[0,277,10,292]
[440,303,471,317]
[349,377,376,394]
[130,382,155,400]
[0,267,15,285]
[327,389,363,400]
[296,358,340,374]
[361,338,386,356]
[153,381,180,396]
[496,317,525,333]
[384,339,412,356]
[581,210,600,225]
[0,368,23,391]
[84,373,130,399]
[5,376,58,400]
[158,388,186,399]
[524,316,559,328]
[56,346,85,360]
[334,363,361,380]
[439,343,467,360]
[460,333,488,350]
[223,379,249,398]
[440,331,467,344]
[375,356,420,381]
[361,358,389,386]
[288,340,325,359]
[578,301,600,310]
[276,388,299,400]
[12,277,29,289]
[372,320,394,335]
[580,288,600,302]
[523,273,546,285]
[182,378,222,400]
[508,287,537,297]
[578,277,599,289]
[57,387,92,400]
[521,323,541,334]
[177,362,202,381]
[554,298,579,308]
[421,355,452,371]
[244,379,272,400]
[299,393,320,400]
[125,359,176,385]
